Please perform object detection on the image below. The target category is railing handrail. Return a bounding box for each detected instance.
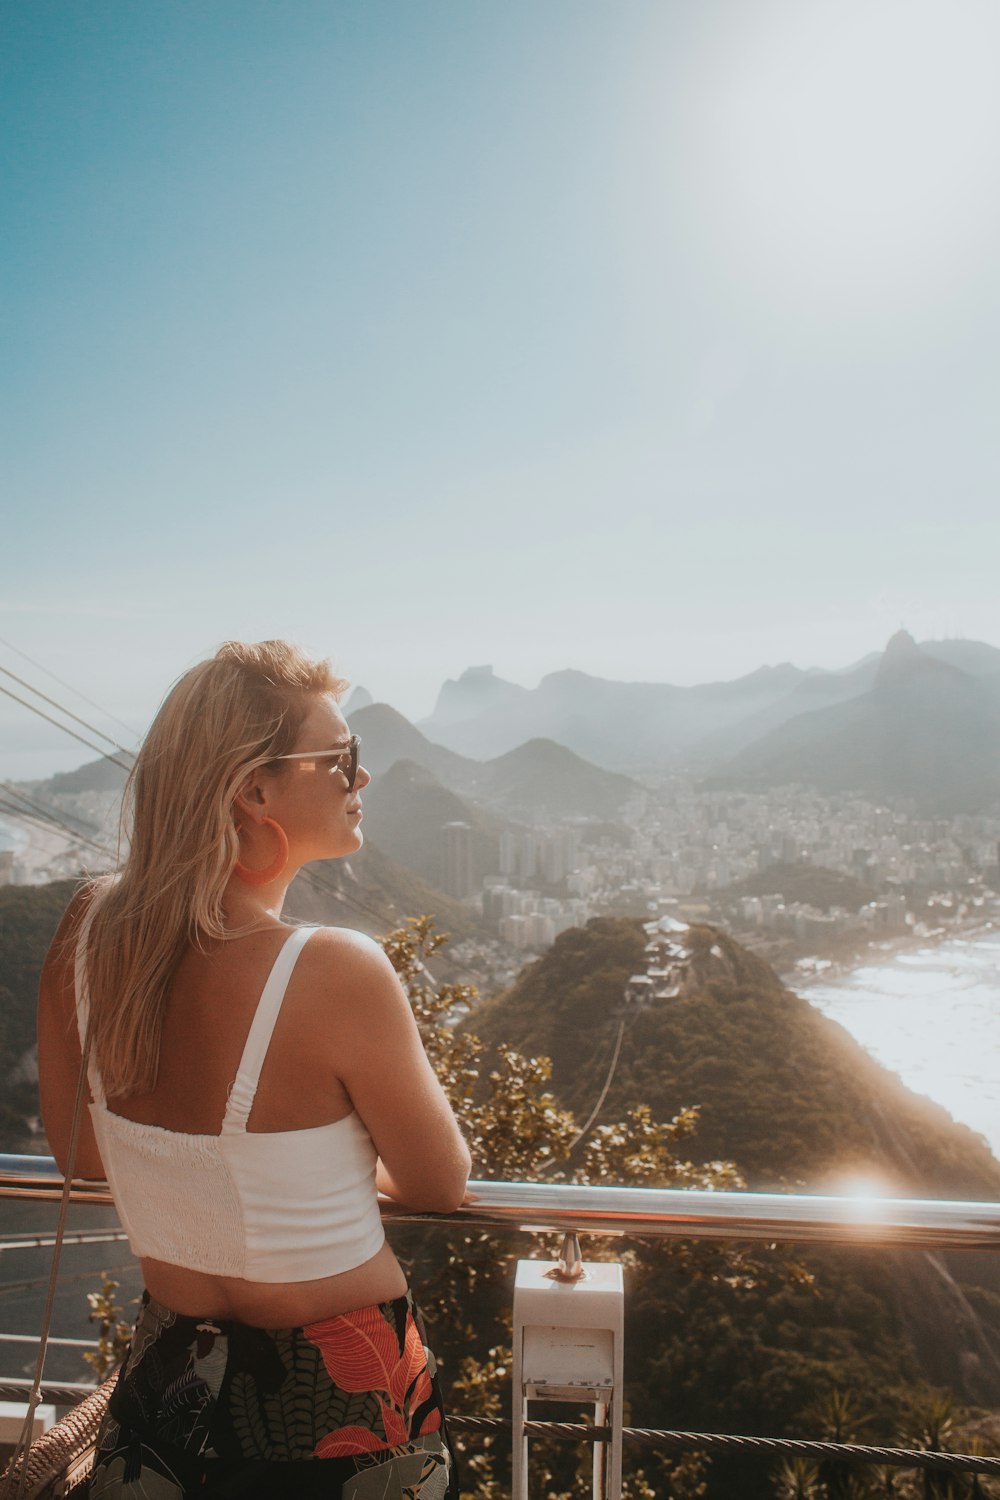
[2,1155,999,1250]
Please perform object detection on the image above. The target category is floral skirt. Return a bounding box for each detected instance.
[89,1288,458,1498]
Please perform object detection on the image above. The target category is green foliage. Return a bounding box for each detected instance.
[379,916,778,1499]
[477,918,1000,1199]
[0,878,79,1140]
[774,1457,821,1499]
[721,862,878,914]
[55,905,997,1500]
[430,914,1000,1497]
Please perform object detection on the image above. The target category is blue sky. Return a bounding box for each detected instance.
[3,0,1000,777]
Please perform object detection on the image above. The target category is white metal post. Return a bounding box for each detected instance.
[512,1254,624,1500]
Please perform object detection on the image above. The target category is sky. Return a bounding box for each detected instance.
[3,0,1000,778]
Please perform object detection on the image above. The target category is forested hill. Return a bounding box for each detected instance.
[469,919,1000,1413]
[469,917,1000,1200]
[0,880,76,1137]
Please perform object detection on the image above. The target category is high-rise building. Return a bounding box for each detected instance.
[499,831,519,878]
[518,833,540,882]
[443,821,474,899]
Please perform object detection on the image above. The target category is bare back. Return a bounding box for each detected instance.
[39,903,469,1327]
[110,925,406,1324]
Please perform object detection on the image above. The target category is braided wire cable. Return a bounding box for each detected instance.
[447,1416,1000,1476]
[2,1393,998,1485]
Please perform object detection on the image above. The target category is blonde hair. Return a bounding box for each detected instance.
[83,640,346,1099]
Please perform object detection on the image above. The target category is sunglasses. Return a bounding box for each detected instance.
[272,734,361,790]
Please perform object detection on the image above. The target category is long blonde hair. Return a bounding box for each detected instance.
[83,640,346,1099]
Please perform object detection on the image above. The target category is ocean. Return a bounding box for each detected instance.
[803,928,1000,1164]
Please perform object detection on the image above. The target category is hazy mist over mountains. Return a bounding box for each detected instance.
[416,635,1000,775]
[717,632,1000,812]
[348,632,998,814]
[25,633,1000,820]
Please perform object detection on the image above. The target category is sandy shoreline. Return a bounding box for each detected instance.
[785,906,1000,989]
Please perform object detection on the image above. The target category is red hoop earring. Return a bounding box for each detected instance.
[234,816,289,886]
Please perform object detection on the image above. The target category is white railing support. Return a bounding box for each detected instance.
[512,1256,624,1500]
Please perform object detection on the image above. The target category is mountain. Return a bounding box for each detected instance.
[922,638,1000,676]
[720,860,877,912]
[357,761,515,891]
[349,703,477,784]
[469,916,1000,1408]
[420,637,1000,775]
[471,915,1000,1197]
[420,664,812,769]
[352,704,640,822]
[691,658,878,762]
[429,665,529,726]
[285,839,484,950]
[37,755,133,795]
[0,879,76,1137]
[717,632,1000,812]
[474,736,642,820]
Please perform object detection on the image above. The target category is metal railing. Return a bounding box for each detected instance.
[2,1154,1000,1250]
[2,1155,1000,1495]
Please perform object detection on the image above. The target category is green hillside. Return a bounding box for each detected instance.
[468,917,1000,1429]
[472,918,1000,1197]
[720,861,878,912]
[0,879,77,1136]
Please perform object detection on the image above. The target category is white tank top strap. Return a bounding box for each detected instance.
[73,894,105,1107]
[222,926,318,1135]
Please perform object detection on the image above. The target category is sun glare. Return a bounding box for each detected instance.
[832,1173,891,1202]
[687,0,1000,328]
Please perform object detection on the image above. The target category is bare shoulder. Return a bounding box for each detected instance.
[293,926,405,1015]
[297,925,395,977]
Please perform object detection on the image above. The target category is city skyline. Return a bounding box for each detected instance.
[4,1,1000,776]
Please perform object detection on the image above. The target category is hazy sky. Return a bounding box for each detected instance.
[3,0,1000,778]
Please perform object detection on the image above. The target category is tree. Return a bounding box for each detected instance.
[379,917,788,1499]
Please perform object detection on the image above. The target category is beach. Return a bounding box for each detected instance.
[802,927,1000,1163]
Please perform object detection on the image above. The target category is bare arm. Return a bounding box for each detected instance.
[36,887,105,1181]
[305,930,471,1213]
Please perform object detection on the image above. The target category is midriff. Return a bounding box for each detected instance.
[141,1237,407,1327]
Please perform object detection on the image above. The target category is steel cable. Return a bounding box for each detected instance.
[446,1417,1000,1475]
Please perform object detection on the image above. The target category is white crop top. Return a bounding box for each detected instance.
[74,920,385,1282]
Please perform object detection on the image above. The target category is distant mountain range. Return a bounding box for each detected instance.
[715,631,1000,812]
[20,634,1000,853]
[408,635,1000,813]
[421,661,810,767]
[418,638,1000,783]
[349,703,640,821]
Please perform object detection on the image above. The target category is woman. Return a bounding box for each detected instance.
[37,640,471,1499]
